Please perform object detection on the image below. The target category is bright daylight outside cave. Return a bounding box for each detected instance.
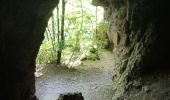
[35,0,114,99]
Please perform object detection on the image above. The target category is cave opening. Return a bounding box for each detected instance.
[1,0,170,100]
[35,0,115,100]
[36,0,106,67]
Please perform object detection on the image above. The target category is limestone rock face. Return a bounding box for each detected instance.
[93,0,170,99]
[0,0,59,100]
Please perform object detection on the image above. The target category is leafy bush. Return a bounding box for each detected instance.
[36,40,57,64]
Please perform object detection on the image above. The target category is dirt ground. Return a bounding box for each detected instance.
[35,50,115,100]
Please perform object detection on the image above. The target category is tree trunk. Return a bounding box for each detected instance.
[57,0,65,65]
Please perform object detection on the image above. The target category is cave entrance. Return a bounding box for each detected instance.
[36,0,107,67]
[35,0,115,99]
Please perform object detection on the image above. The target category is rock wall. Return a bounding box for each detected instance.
[0,0,169,99]
[0,0,58,100]
[93,0,170,99]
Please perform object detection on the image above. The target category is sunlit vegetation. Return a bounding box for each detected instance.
[36,0,108,67]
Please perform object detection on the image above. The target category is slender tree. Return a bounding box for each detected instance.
[56,5,60,44]
[57,0,65,64]
[51,14,56,52]
[67,0,83,67]
[95,2,100,60]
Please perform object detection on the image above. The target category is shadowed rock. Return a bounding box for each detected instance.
[57,92,84,100]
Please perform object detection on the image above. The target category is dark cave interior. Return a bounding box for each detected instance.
[0,0,170,100]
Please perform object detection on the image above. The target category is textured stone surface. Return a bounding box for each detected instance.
[93,0,170,99]
[0,0,170,99]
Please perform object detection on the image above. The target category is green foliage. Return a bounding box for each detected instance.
[36,0,105,64]
[94,22,109,48]
[36,40,57,64]
[97,22,109,32]
[81,53,99,61]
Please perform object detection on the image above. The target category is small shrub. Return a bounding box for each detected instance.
[36,41,57,64]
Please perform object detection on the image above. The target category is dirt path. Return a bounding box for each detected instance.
[35,50,115,100]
